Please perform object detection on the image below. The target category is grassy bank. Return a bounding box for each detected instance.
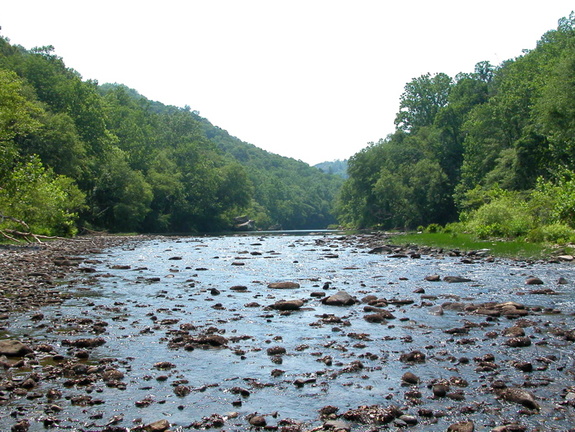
[391,232,568,260]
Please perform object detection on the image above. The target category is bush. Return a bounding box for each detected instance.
[464,195,533,239]
[425,223,443,233]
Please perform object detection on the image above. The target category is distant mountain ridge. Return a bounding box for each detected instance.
[314,159,348,179]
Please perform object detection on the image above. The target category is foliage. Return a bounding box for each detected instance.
[337,12,575,243]
[314,159,349,178]
[0,156,85,236]
[0,35,342,236]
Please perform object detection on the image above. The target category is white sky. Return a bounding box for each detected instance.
[2,1,573,165]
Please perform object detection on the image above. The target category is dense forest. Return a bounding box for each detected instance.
[2,14,575,241]
[0,36,343,237]
[336,13,575,242]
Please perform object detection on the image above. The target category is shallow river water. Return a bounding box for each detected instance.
[2,232,575,431]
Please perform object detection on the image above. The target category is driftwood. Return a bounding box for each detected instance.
[0,214,65,244]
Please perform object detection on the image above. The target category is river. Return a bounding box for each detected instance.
[2,232,575,431]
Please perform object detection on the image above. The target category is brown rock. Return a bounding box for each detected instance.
[432,383,449,397]
[267,346,287,356]
[0,340,33,357]
[321,291,356,306]
[399,350,426,363]
[364,313,388,323]
[268,282,300,289]
[443,276,472,283]
[447,420,474,432]
[144,419,170,432]
[248,414,266,427]
[525,277,544,285]
[505,336,531,347]
[499,387,539,410]
[401,372,420,384]
[270,299,304,311]
[502,326,525,337]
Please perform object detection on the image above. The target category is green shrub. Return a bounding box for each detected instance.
[425,223,443,233]
[542,223,575,243]
[464,195,533,239]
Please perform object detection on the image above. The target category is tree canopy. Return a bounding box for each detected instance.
[337,12,575,240]
[0,37,343,237]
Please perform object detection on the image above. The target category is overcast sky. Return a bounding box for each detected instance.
[2,1,574,165]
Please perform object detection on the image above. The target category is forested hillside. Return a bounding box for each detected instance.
[0,36,342,237]
[337,13,575,242]
[314,160,349,179]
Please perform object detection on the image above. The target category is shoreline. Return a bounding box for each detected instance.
[0,235,144,317]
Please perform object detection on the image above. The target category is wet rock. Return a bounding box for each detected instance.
[154,361,176,370]
[230,386,251,397]
[491,424,527,432]
[398,414,418,425]
[268,282,300,289]
[401,372,420,384]
[143,419,170,432]
[267,346,287,356]
[388,298,414,306]
[0,340,33,357]
[503,325,525,337]
[388,253,408,258]
[62,337,106,348]
[193,334,228,346]
[474,302,528,319]
[443,276,472,283]
[323,420,350,431]
[505,336,532,347]
[513,361,533,372]
[319,405,339,417]
[399,350,426,363]
[497,387,540,410]
[270,299,304,311]
[322,291,357,306]
[294,378,316,387]
[247,414,267,427]
[174,385,191,397]
[447,420,474,432]
[525,277,544,285]
[558,277,569,284]
[558,255,574,262]
[368,246,392,254]
[102,369,124,381]
[10,419,30,432]
[363,313,388,323]
[432,383,449,397]
[528,288,557,295]
[425,274,441,282]
[230,285,248,291]
[342,405,401,424]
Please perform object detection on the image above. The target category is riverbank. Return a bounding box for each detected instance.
[390,232,575,261]
[0,233,574,431]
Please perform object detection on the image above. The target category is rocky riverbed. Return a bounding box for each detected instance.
[0,233,574,432]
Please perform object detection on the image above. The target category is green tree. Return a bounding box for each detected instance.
[395,72,452,132]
